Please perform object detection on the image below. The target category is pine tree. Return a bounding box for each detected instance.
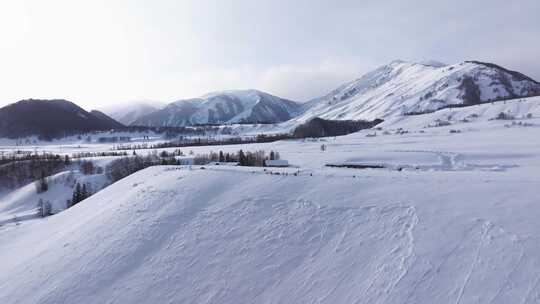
[81,183,88,201]
[238,150,246,166]
[219,151,225,162]
[72,182,82,206]
[36,171,49,193]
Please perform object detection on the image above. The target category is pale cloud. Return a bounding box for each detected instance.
[259,61,376,102]
[0,0,538,109]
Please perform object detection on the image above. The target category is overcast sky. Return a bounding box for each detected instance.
[0,0,538,109]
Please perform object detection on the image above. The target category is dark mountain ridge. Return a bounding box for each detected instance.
[0,99,124,139]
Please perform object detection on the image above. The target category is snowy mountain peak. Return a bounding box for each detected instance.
[388,59,407,66]
[419,60,448,67]
[134,89,301,127]
[294,60,540,122]
[201,89,265,99]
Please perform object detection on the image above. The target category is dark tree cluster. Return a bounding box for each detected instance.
[113,133,293,151]
[0,153,71,191]
[78,160,103,175]
[0,152,71,166]
[158,149,184,158]
[105,155,184,183]
[492,112,515,120]
[293,117,383,138]
[69,182,91,207]
[193,149,280,167]
[71,151,128,159]
[97,136,132,143]
[125,125,221,138]
[35,171,49,193]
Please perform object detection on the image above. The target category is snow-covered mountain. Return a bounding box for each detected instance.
[101,100,164,125]
[133,90,302,127]
[294,60,540,122]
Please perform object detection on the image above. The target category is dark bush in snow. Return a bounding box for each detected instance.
[34,171,49,193]
[493,112,515,120]
[69,182,92,207]
[79,160,96,175]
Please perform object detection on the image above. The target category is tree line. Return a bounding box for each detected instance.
[193,149,280,167]
[0,154,72,191]
[112,133,293,151]
[105,154,185,183]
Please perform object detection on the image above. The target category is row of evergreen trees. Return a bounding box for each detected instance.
[113,133,292,151]
[193,149,280,167]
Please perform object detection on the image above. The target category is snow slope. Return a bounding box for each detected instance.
[380,95,540,130]
[1,109,540,303]
[134,89,302,127]
[0,170,108,225]
[294,60,540,122]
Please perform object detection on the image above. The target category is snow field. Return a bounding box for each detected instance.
[0,96,540,303]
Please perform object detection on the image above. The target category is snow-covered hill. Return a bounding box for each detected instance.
[294,60,540,122]
[101,100,164,125]
[133,89,302,127]
[380,95,540,130]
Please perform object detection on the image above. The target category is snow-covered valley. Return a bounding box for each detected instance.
[1,96,540,303]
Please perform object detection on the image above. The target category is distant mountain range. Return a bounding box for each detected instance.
[108,60,540,127]
[2,60,540,138]
[0,99,124,139]
[132,90,302,127]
